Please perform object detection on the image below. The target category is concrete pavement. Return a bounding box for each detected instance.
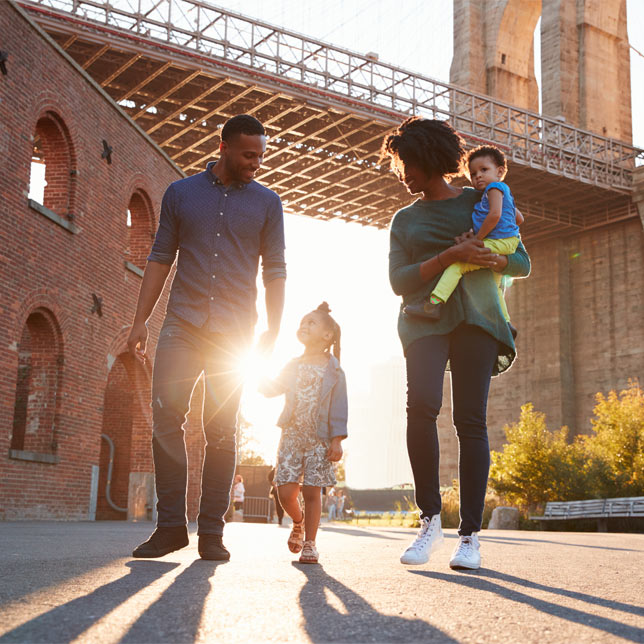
[0,521,642,643]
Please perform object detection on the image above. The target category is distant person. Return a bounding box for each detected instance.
[260,303,348,564]
[335,489,346,519]
[267,466,284,525]
[326,487,337,521]
[381,117,530,570]
[232,474,245,513]
[404,145,523,332]
[128,114,286,561]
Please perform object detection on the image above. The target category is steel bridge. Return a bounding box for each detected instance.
[19,0,644,241]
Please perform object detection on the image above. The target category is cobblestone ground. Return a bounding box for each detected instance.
[0,521,643,643]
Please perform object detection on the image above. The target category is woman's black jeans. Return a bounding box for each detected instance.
[406,323,499,536]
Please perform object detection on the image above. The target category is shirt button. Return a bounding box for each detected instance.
[216,233,220,237]
[212,275,216,279]
[214,253,218,257]
[224,194,228,197]
[220,212,223,216]
[210,296,214,300]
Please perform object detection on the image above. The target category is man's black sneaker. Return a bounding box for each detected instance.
[198,534,231,561]
[132,526,189,558]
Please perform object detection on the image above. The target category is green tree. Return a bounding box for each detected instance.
[582,381,644,497]
[489,403,587,511]
[236,414,266,466]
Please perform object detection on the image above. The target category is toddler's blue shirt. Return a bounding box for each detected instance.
[472,181,520,239]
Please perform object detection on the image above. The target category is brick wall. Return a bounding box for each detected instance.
[0,3,184,520]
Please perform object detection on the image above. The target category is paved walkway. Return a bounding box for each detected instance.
[0,521,642,643]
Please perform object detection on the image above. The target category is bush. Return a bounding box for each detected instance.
[582,381,644,498]
[489,404,587,511]
[489,382,644,512]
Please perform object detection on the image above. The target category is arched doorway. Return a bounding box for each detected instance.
[97,352,152,520]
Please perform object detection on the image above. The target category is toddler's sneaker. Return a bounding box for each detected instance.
[400,514,444,565]
[287,514,305,553]
[449,533,481,570]
[299,540,319,564]
[403,300,442,320]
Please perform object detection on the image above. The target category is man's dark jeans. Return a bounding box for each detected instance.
[151,314,244,535]
[405,324,499,536]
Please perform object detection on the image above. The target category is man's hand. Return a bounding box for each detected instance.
[257,329,278,355]
[127,321,149,364]
[327,437,344,462]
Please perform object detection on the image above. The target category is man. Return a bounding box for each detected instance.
[128,114,286,561]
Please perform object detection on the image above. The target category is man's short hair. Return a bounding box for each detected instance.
[221,114,265,142]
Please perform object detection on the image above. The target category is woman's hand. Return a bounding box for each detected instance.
[490,254,508,272]
[454,229,475,245]
[447,236,498,268]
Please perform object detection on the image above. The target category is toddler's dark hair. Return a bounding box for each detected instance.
[466,145,507,171]
[380,117,466,178]
[316,302,341,363]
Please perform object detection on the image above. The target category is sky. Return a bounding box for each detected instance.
[30,0,644,487]
[223,0,644,485]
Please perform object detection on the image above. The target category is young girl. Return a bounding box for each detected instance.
[259,302,348,564]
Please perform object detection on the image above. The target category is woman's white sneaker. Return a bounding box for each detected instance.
[400,515,444,565]
[449,533,481,570]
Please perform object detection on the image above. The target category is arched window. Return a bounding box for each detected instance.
[28,112,74,218]
[11,309,63,458]
[126,190,154,271]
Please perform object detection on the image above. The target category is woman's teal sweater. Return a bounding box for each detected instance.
[389,187,531,375]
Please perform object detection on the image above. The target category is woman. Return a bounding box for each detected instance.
[382,117,530,570]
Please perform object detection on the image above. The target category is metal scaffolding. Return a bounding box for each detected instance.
[21,0,643,238]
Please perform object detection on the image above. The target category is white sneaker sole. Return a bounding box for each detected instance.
[449,556,481,570]
[400,532,445,565]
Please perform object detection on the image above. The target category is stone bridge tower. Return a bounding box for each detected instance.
[447,0,641,455]
[451,0,631,139]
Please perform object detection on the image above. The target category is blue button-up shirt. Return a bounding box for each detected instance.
[148,162,286,337]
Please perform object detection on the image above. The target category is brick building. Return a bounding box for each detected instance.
[0,3,188,519]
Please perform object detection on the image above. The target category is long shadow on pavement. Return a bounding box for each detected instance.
[480,534,641,552]
[480,569,643,617]
[294,563,457,643]
[119,559,222,643]
[411,570,644,642]
[0,561,179,643]
[320,526,400,541]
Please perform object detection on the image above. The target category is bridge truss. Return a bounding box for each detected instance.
[20,0,644,240]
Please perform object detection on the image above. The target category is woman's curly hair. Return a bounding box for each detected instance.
[380,117,466,179]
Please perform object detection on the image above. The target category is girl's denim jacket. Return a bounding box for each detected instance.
[259,355,348,441]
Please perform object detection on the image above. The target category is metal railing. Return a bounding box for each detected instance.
[22,0,644,191]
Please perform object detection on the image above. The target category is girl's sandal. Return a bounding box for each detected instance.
[288,514,305,553]
[299,540,319,564]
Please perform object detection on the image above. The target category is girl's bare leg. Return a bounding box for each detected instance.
[302,486,321,542]
[277,483,303,523]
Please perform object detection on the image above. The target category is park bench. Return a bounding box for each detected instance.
[530,496,644,531]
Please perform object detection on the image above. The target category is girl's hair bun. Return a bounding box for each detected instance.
[316,301,331,314]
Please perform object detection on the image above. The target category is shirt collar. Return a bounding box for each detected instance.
[206,161,248,190]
